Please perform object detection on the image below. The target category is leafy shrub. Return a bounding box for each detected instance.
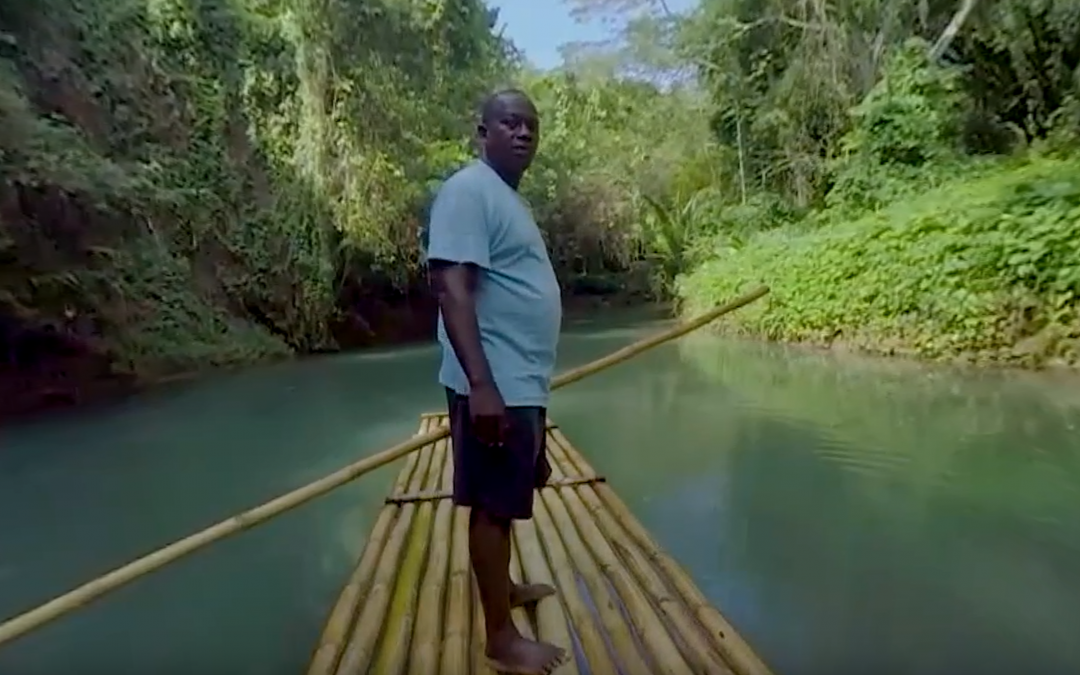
[677,155,1080,365]
[826,39,968,214]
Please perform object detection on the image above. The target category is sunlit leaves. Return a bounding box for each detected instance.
[679,156,1080,365]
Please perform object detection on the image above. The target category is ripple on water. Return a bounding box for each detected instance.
[813,438,913,478]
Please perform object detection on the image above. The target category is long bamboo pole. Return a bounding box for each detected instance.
[333,440,437,675]
[540,487,650,674]
[552,427,775,675]
[361,436,443,675]
[306,423,429,675]
[543,445,689,675]
[0,285,768,648]
[511,517,579,675]
[532,487,618,675]
[399,437,452,674]
[508,529,535,640]
[550,286,768,390]
[546,434,733,674]
[437,504,471,673]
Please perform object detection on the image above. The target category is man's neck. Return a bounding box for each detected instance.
[480,155,521,190]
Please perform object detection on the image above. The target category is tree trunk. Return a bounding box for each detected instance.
[929,0,980,63]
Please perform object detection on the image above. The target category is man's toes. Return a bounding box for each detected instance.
[511,583,556,607]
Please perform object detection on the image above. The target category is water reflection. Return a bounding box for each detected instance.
[676,336,1080,674]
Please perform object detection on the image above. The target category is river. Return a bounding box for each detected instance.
[2,308,1080,675]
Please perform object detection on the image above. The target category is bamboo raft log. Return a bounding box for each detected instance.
[308,415,773,675]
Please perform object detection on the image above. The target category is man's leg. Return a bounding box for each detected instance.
[468,507,513,638]
[447,390,565,674]
[510,412,554,608]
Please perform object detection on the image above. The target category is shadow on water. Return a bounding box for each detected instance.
[2,314,1080,675]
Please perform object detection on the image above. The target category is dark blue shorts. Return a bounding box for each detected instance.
[445,388,551,521]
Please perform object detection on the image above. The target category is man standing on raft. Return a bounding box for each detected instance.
[425,89,568,674]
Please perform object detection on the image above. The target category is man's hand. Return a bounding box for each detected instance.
[469,382,509,446]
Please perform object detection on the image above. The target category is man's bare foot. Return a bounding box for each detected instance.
[486,627,567,675]
[510,582,555,608]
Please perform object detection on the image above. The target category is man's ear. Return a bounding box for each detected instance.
[476,122,487,138]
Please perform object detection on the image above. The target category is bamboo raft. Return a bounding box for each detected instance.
[308,414,773,675]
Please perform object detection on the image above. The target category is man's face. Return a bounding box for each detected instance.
[480,93,540,175]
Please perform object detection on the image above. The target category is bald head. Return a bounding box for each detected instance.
[479,88,534,124]
[476,88,540,184]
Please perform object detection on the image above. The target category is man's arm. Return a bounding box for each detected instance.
[429,260,495,389]
[425,180,497,390]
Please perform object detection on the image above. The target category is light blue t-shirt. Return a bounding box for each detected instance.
[425,160,562,407]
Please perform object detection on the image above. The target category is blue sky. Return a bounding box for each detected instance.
[487,0,697,70]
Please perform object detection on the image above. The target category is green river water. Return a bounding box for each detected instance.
[2,308,1080,675]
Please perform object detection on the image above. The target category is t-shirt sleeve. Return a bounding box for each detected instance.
[425,178,491,269]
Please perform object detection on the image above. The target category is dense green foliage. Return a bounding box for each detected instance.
[2,0,1079,393]
[679,154,1080,365]
[1,0,511,375]
[668,0,1080,366]
[0,0,711,383]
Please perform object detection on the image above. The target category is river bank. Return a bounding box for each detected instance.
[686,323,1080,377]
[0,291,657,425]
